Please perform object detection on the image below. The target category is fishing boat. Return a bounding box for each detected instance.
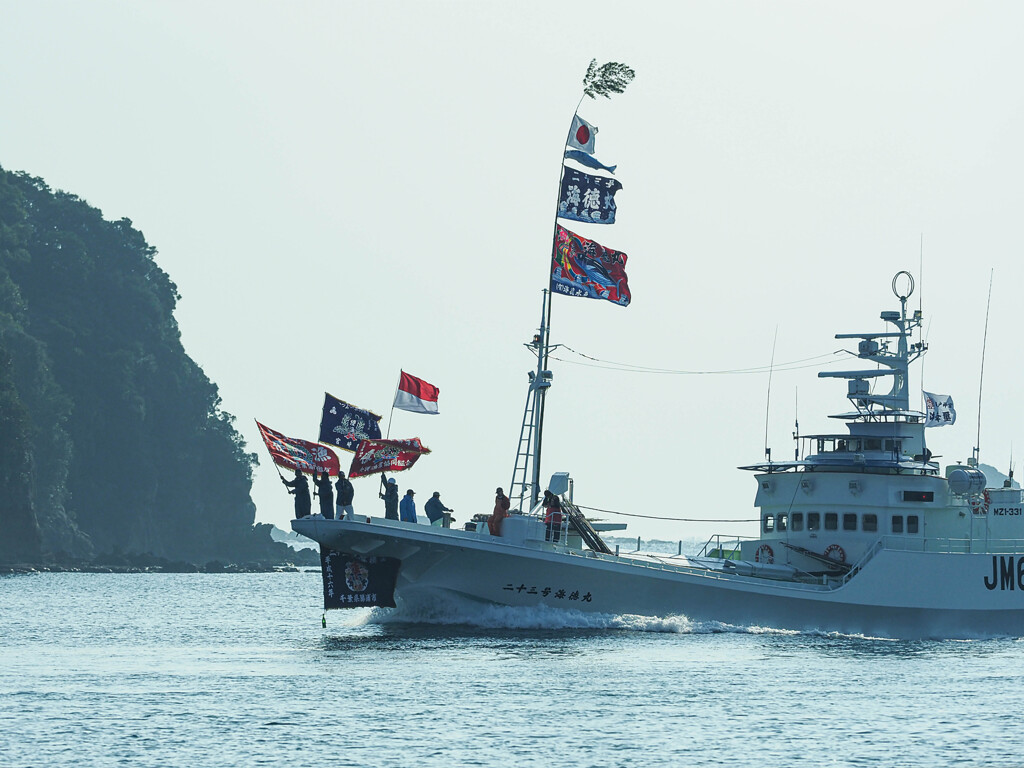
[293,270,1024,639]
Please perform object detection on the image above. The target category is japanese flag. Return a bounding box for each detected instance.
[567,114,598,155]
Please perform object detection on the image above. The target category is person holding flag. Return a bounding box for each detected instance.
[380,475,399,520]
[282,469,311,519]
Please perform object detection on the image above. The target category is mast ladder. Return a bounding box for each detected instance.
[509,380,539,511]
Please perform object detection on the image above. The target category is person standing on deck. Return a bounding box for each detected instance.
[488,487,510,536]
[400,489,418,523]
[543,490,563,542]
[282,469,311,519]
[425,491,454,527]
[335,470,355,520]
[380,475,399,520]
[313,470,334,519]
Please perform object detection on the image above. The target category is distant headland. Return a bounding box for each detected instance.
[0,166,293,568]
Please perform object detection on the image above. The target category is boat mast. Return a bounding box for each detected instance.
[512,60,635,509]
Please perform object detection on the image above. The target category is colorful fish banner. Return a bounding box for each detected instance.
[319,394,382,452]
[348,437,431,479]
[256,420,341,475]
[550,225,631,307]
[557,167,622,225]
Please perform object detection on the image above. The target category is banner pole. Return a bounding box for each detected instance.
[531,96,584,508]
[385,371,401,438]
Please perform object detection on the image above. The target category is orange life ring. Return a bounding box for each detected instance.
[824,544,846,563]
[755,544,774,564]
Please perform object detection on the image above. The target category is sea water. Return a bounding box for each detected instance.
[2,571,1023,768]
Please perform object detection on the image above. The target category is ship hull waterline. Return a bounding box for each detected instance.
[293,517,1024,639]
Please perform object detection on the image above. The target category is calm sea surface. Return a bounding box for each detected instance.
[2,571,1023,767]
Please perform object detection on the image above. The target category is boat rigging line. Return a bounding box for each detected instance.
[547,345,848,376]
[573,503,757,523]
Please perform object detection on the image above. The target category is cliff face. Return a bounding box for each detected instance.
[0,166,268,564]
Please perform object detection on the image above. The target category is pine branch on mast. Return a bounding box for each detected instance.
[512,60,635,512]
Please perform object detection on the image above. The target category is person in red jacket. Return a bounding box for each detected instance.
[488,487,510,536]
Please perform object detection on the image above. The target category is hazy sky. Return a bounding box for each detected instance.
[2,1,1023,540]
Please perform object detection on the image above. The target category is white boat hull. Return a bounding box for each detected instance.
[293,516,1024,639]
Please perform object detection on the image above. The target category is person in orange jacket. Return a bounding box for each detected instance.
[488,487,510,536]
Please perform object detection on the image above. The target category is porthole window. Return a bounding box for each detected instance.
[843,513,857,531]
[907,515,919,534]
[808,512,820,531]
[863,514,877,532]
[892,515,904,534]
[763,515,775,533]
[777,514,788,532]
[825,512,838,531]
[792,513,804,532]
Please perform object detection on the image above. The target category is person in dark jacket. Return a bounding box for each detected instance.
[313,470,334,519]
[424,491,454,527]
[380,475,399,520]
[335,471,355,520]
[282,469,311,519]
[543,490,563,542]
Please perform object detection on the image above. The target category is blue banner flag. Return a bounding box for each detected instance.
[319,394,382,452]
[557,167,622,225]
[321,548,399,609]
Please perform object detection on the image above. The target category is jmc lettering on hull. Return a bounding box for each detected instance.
[984,556,1024,591]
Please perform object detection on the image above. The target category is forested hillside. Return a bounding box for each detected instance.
[0,166,285,565]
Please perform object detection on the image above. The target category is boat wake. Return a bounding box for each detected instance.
[343,592,816,635]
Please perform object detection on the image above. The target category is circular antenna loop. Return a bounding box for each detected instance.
[892,270,915,301]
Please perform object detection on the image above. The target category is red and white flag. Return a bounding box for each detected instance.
[393,370,439,415]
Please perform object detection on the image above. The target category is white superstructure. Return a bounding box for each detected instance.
[294,272,1024,639]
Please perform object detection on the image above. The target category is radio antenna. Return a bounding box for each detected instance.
[764,325,779,464]
[974,269,994,466]
[793,386,800,461]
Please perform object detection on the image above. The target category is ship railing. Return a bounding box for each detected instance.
[874,535,1024,555]
[696,534,756,560]
[839,538,886,585]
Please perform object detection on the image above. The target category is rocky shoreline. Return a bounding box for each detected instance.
[0,547,321,574]
[0,563,319,574]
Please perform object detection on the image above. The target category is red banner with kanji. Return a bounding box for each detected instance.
[348,438,431,479]
[256,420,340,475]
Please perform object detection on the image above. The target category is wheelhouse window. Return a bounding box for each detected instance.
[892,515,904,534]
[865,438,881,451]
[808,512,820,531]
[777,514,788,532]
[825,512,838,531]
[763,515,775,533]
[907,515,919,534]
[863,514,877,532]
[843,513,857,531]
[791,512,804,532]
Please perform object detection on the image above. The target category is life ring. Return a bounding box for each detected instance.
[754,544,774,564]
[823,544,846,563]
[969,490,991,515]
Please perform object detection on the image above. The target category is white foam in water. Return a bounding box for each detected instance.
[354,592,809,634]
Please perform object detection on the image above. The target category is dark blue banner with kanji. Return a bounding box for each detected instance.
[319,394,382,453]
[557,167,622,225]
[320,547,400,609]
